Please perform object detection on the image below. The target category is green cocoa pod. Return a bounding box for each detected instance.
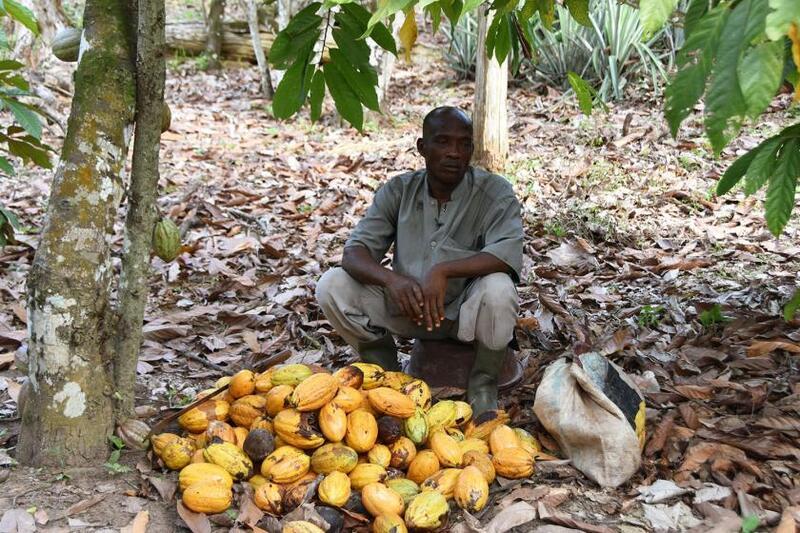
[153,218,181,262]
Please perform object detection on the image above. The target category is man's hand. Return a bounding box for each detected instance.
[421,264,448,331]
[385,272,425,325]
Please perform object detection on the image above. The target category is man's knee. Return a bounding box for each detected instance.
[315,267,354,310]
[477,273,518,312]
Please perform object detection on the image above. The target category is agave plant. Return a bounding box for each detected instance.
[442,12,478,80]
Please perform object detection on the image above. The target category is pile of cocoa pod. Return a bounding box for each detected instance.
[150,363,540,532]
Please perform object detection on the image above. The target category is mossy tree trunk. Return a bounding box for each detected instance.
[206,0,226,69]
[474,5,508,173]
[19,0,137,465]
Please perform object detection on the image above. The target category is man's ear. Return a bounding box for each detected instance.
[416,137,425,155]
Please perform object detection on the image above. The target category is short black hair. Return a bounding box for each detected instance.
[422,106,473,139]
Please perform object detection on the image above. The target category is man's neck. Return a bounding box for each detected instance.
[427,172,465,203]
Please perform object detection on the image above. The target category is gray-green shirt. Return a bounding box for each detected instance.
[345,166,524,320]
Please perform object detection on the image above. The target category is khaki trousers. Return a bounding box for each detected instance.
[315,267,518,351]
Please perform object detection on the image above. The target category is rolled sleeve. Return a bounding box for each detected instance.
[345,178,401,262]
[480,197,524,283]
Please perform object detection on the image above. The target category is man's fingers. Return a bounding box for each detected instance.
[412,285,425,311]
[422,298,434,331]
[405,290,423,320]
[437,294,446,323]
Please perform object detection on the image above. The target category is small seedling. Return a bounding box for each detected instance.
[699,304,728,328]
[104,435,131,475]
[637,305,664,328]
[54,471,72,481]
[783,289,800,322]
[740,515,759,533]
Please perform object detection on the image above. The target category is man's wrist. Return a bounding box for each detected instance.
[432,262,451,278]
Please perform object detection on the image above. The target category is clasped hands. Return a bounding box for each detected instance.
[385,265,448,331]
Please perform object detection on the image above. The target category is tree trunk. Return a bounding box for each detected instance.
[374,13,403,107]
[19,0,136,466]
[166,21,273,63]
[243,0,273,99]
[473,6,508,173]
[114,0,165,416]
[206,0,226,69]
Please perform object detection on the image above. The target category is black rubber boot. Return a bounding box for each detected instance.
[358,334,400,371]
[467,343,506,416]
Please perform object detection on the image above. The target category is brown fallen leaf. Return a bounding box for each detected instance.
[120,510,149,533]
[775,506,800,533]
[673,385,714,400]
[753,416,800,432]
[645,411,675,457]
[678,403,699,430]
[485,501,538,533]
[177,500,212,533]
[747,339,800,357]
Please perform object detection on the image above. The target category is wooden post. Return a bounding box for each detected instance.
[473,6,508,173]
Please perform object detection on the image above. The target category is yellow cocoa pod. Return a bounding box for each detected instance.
[151,432,181,456]
[514,427,541,457]
[351,362,386,390]
[233,426,249,448]
[389,437,417,470]
[178,400,230,432]
[373,513,408,533]
[248,474,268,489]
[179,462,234,491]
[265,385,294,417]
[464,409,510,441]
[368,387,416,419]
[401,380,431,410]
[349,463,387,490]
[462,450,495,484]
[191,449,206,464]
[310,443,359,474]
[404,491,449,530]
[215,376,232,389]
[403,408,428,446]
[453,401,473,426]
[489,424,521,455]
[345,410,378,453]
[195,388,217,400]
[386,478,420,506]
[289,372,339,412]
[332,386,363,413]
[445,427,465,442]
[161,439,195,470]
[454,465,489,512]
[261,445,311,483]
[420,468,461,499]
[317,471,351,507]
[492,447,535,479]
[230,395,267,428]
[362,482,405,517]
[459,438,490,455]
[250,416,273,433]
[425,401,457,434]
[407,449,440,485]
[319,401,348,442]
[182,481,232,514]
[368,444,392,468]
[203,440,254,480]
[380,371,415,391]
[271,364,313,386]
[273,408,325,449]
[283,521,325,533]
[229,369,256,399]
[188,431,207,449]
[205,420,236,444]
[254,373,274,394]
[356,396,379,417]
[254,481,283,514]
[332,365,365,389]
[429,430,463,468]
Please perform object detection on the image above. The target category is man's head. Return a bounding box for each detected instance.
[417,106,474,187]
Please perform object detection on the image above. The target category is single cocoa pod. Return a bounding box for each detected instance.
[52,27,81,62]
[243,428,274,463]
[152,218,181,262]
[377,416,403,445]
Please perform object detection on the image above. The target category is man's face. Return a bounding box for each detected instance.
[417,114,474,186]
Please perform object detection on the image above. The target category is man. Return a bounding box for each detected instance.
[316,106,523,415]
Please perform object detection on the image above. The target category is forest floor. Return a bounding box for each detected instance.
[0,27,799,533]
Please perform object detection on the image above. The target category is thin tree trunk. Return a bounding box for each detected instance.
[243,0,273,99]
[19,0,136,466]
[206,0,225,69]
[473,6,508,173]
[114,0,165,416]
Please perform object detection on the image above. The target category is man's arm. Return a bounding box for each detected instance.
[342,245,425,325]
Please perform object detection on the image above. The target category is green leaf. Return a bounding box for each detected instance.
[332,27,371,68]
[0,60,23,71]
[0,0,38,35]
[269,3,322,69]
[744,137,783,195]
[568,71,594,115]
[494,14,512,64]
[738,40,785,117]
[765,138,800,236]
[740,515,759,533]
[716,145,760,195]
[0,155,13,176]
[323,0,354,7]
[365,0,413,37]
[329,48,380,111]
[3,98,41,139]
[7,138,51,168]
[784,289,800,321]
[765,0,800,41]
[640,0,679,39]
[272,45,315,119]
[440,0,464,27]
[0,27,7,49]
[309,69,325,122]
[324,61,363,130]
[564,0,591,27]
[341,4,397,55]
[461,0,484,19]
[0,205,19,228]
[684,0,709,36]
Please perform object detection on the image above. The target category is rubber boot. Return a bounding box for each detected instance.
[358,334,400,371]
[467,343,507,416]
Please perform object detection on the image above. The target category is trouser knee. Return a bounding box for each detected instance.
[315,267,351,311]
[474,273,518,350]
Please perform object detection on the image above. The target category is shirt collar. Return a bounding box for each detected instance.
[423,166,473,204]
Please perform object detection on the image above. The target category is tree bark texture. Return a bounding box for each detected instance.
[19,0,136,466]
[473,6,508,173]
[373,13,403,108]
[206,0,226,69]
[243,0,273,99]
[114,0,166,416]
[166,22,273,63]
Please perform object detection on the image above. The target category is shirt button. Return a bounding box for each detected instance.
[430,241,437,248]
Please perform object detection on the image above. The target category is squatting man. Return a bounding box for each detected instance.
[316,106,523,415]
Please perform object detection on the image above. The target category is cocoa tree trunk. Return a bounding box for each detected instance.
[114,0,166,416]
[473,6,508,173]
[243,0,273,99]
[206,0,226,69]
[19,0,136,466]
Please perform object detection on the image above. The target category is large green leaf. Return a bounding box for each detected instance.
[765,0,800,41]
[328,48,380,111]
[2,97,41,139]
[564,0,590,27]
[269,3,322,69]
[272,45,315,119]
[784,289,800,321]
[738,40,785,117]
[309,69,325,122]
[494,14,512,64]
[324,61,363,130]
[765,138,800,236]
[568,71,593,115]
[715,144,760,195]
[684,0,710,35]
[744,137,783,195]
[0,0,38,35]
[365,0,413,36]
[640,0,679,39]
[7,138,51,168]
[341,4,397,55]
[0,155,13,176]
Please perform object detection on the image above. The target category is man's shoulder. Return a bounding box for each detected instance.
[470,166,517,201]
[378,170,424,193]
